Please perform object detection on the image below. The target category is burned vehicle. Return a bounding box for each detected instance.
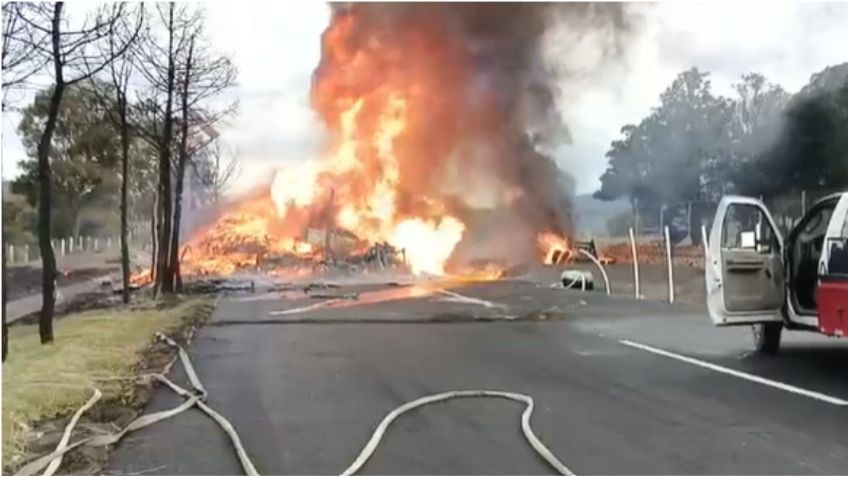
[705,193,848,354]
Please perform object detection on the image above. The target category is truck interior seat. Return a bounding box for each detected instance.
[794,235,824,311]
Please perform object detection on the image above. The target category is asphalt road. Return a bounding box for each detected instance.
[107,277,848,475]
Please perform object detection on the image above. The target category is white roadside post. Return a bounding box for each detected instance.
[628,227,641,299]
[664,226,674,304]
[23,244,30,263]
[8,245,14,265]
[60,238,66,256]
[107,236,112,250]
[69,237,74,253]
[94,237,99,252]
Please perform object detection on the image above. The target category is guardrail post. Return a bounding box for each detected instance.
[664,226,674,304]
[628,227,641,299]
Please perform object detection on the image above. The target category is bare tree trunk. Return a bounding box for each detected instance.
[169,37,194,294]
[155,2,176,295]
[119,103,130,304]
[37,4,65,344]
[170,158,185,292]
[150,195,157,290]
[2,247,8,361]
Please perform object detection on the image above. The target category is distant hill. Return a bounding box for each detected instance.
[571,193,630,239]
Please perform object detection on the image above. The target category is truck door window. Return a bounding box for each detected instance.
[722,204,776,250]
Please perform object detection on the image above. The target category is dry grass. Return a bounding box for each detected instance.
[1,297,212,464]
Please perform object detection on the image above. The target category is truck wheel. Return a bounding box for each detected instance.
[752,322,782,355]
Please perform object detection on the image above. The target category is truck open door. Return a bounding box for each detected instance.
[706,196,785,326]
[817,193,848,337]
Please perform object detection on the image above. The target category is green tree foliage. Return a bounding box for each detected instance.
[596,68,731,241]
[1,191,37,244]
[596,63,848,227]
[597,68,729,207]
[14,83,121,237]
[11,83,159,239]
[751,64,848,195]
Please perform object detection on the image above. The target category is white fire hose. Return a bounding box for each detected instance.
[17,334,575,476]
[577,249,610,295]
[343,390,573,476]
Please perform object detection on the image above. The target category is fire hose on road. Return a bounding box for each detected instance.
[17,333,576,476]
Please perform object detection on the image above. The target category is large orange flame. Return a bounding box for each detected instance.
[263,12,474,276]
[538,232,575,265]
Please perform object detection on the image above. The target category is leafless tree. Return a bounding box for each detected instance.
[84,5,145,304]
[2,2,51,358]
[131,2,193,296]
[191,138,240,203]
[15,2,141,343]
[2,2,48,109]
[169,23,237,291]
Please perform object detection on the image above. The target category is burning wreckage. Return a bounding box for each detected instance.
[134,3,631,287]
[132,193,586,285]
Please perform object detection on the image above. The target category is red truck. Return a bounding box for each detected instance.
[705,192,848,353]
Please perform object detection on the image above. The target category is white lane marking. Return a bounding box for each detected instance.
[435,289,506,309]
[269,300,338,316]
[619,339,848,406]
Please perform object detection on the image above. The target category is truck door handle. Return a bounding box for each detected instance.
[727,259,762,266]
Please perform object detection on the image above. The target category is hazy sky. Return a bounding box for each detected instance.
[3,1,848,195]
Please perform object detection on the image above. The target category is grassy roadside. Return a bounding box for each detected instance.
[1,296,215,468]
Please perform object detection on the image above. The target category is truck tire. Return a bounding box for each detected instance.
[752,322,782,355]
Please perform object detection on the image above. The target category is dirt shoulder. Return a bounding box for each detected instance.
[2,296,216,474]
